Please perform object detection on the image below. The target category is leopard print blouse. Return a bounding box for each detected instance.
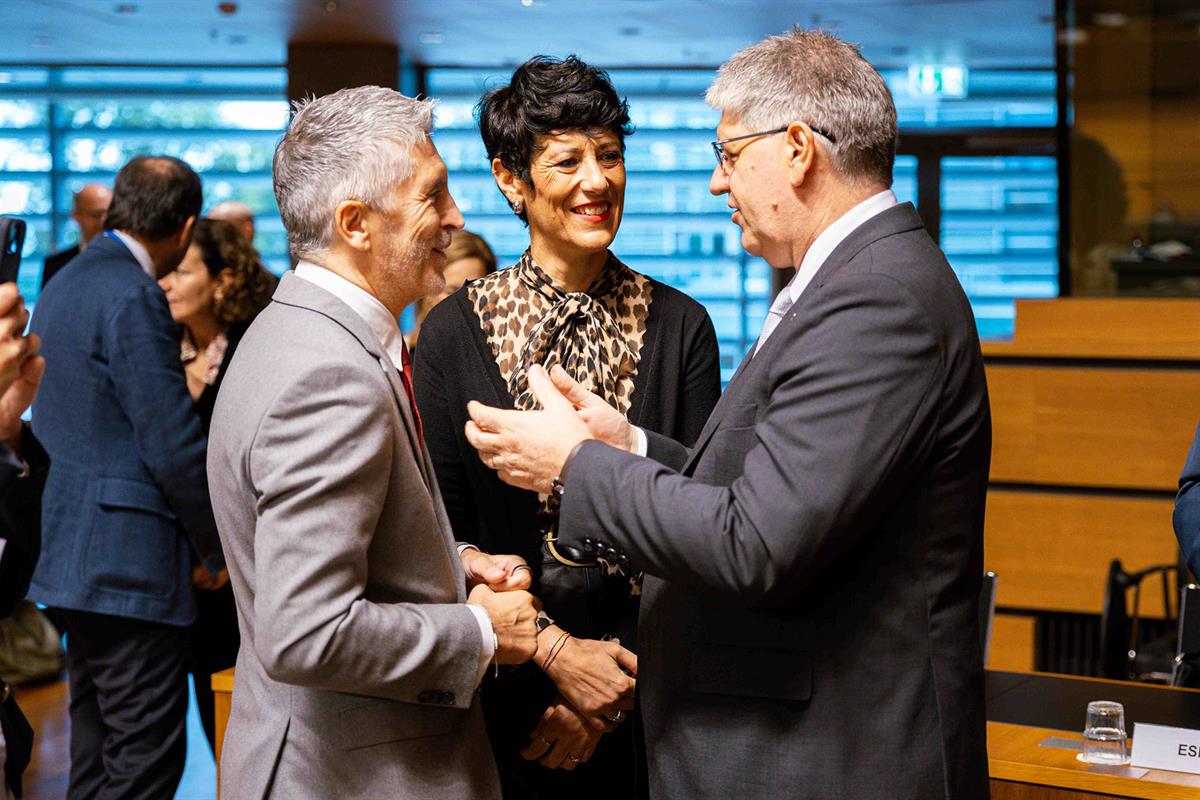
[468,249,653,416]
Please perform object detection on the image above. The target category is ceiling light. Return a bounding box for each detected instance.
[520,0,533,7]
[420,32,445,45]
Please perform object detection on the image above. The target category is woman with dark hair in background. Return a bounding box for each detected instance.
[407,229,496,348]
[157,216,274,751]
[414,56,721,799]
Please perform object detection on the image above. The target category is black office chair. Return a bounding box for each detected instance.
[980,572,998,666]
[1172,584,1200,688]
[1099,559,1178,682]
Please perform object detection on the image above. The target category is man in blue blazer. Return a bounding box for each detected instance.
[1175,422,1200,581]
[29,156,224,800]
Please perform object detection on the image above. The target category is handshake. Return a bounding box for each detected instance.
[461,547,541,665]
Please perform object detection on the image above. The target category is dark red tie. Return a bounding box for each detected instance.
[399,342,425,449]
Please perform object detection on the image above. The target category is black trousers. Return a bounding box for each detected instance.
[187,584,239,753]
[53,608,189,800]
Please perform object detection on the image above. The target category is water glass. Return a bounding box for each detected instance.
[1079,700,1130,765]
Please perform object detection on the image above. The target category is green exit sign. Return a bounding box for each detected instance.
[907,65,969,99]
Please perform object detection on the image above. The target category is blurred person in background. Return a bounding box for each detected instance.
[414,55,721,799]
[206,200,256,247]
[28,155,224,800]
[406,229,496,348]
[157,217,274,752]
[42,183,112,288]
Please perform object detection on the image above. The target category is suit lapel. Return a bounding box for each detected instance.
[272,273,431,488]
[679,203,927,476]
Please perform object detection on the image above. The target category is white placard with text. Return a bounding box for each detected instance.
[1131,722,1200,774]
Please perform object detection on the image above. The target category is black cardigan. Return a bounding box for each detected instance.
[414,277,721,587]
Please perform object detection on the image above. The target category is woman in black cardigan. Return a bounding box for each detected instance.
[157,217,274,752]
[414,56,720,800]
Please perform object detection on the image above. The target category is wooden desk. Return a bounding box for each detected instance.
[987,670,1200,799]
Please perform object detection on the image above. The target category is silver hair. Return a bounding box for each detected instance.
[273,86,436,261]
[705,28,898,187]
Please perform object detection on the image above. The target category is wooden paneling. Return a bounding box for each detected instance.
[982,299,1200,360]
[984,490,1178,615]
[989,613,1037,672]
[987,365,1200,491]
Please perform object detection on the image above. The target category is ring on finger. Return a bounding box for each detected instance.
[605,710,625,725]
[567,754,580,763]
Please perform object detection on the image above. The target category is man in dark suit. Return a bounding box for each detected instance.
[29,156,225,800]
[464,28,991,800]
[41,183,112,289]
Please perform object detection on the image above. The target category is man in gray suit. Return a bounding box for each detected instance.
[464,29,991,800]
[208,86,540,800]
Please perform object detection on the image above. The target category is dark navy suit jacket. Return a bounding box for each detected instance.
[1175,421,1200,580]
[28,233,222,626]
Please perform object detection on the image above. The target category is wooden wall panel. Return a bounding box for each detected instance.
[988,614,1037,673]
[987,366,1200,491]
[984,490,1178,615]
[982,299,1200,360]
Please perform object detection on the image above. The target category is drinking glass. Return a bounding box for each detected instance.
[1079,700,1130,765]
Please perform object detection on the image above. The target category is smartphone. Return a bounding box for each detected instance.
[0,217,25,285]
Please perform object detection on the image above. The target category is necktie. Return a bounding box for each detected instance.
[754,287,796,355]
[398,341,425,450]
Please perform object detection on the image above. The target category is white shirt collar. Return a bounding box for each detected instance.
[292,260,406,370]
[108,230,155,277]
[784,189,899,306]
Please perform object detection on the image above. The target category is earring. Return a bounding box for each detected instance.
[512,199,524,215]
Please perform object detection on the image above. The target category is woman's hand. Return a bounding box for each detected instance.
[539,626,637,730]
[459,547,533,592]
[520,695,602,770]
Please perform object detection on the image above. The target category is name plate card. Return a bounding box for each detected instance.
[1131,722,1200,774]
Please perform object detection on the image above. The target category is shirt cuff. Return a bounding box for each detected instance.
[465,602,495,687]
[632,426,648,457]
[457,543,478,555]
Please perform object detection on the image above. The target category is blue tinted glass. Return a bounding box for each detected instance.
[941,156,1059,339]
[0,69,288,303]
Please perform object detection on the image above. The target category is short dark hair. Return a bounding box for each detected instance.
[104,156,202,240]
[476,55,633,194]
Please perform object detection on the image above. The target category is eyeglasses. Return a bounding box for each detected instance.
[711,124,838,172]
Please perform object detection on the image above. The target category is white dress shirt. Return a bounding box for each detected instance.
[108,230,156,277]
[293,261,496,685]
[755,189,898,354]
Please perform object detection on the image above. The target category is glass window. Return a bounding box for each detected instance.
[0,67,289,300]
[941,155,1059,339]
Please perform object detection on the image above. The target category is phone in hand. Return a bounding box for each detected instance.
[0,217,26,285]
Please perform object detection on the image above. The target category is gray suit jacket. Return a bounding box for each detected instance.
[560,204,991,799]
[208,273,499,800]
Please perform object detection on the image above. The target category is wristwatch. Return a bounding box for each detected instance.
[535,610,554,634]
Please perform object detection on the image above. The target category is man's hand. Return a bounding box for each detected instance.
[520,695,603,770]
[465,364,593,493]
[539,628,637,730]
[547,365,636,452]
[460,548,532,592]
[0,283,42,453]
[467,583,539,665]
[192,564,230,591]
